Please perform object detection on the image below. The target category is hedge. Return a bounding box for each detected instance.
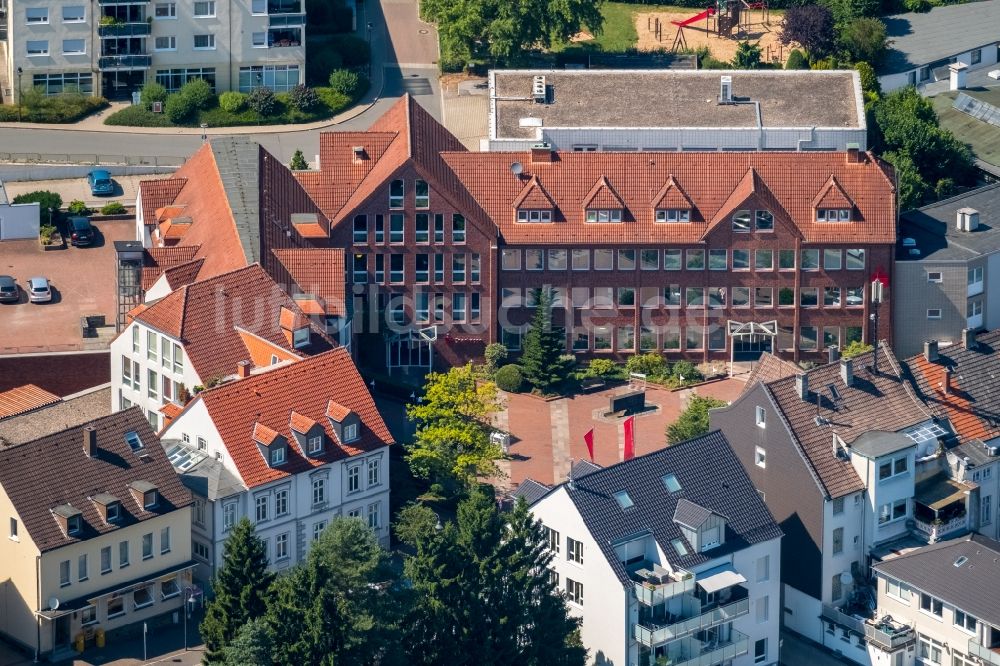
[0,93,108,124]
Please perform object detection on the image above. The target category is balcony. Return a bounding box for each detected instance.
[633,566,697,607]
[968,639,1000,666]
[968,314,984,330]
[864,618,916,652]
[269,14,306,27]
[268,0,303,13]
[98,22,151,37]
[634,593,750,646]
[821,604,866,636]
[641,629,750,666]
[99,0,148,4]
[913,515,968,542]
[267,27,302,48]
[99,54,151,70]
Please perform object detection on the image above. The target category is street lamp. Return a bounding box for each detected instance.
[16,67,22,123]
[200,123,208,143]
[182,586,197,651]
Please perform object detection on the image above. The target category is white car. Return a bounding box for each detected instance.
[28,277,51,303]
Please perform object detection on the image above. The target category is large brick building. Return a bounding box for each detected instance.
[295,95,896,371]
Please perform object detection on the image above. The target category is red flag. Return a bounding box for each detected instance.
[623,416,635,461]
[584,428,594,461]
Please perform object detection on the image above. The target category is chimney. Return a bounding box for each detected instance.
[237,360,252,378]
[83,426,97,457]
[796,373,809,400]
[828,345,840,364]
[943,367,952,396]
[924,340,939,363]
[957,208,980,232]
[846,143,861,164]
[530,144,553,164]
[719,75,733,104]
[963,328,978,350]
[949,62,968,91]
[840,359,854,387]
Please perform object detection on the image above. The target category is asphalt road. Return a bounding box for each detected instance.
[0,0,442,164]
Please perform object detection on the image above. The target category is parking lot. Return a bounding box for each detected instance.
[0,219,132,354]
[2,174,151,211]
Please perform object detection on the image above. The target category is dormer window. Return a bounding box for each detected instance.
[816,208,851,222]
[292,326,310,349]
[343,423,358,442]
[655,209,690,223]
[68,514,82,535]
[143,490,158,509]
[516,209,552,223]
[585,209,622,223]
[270,447,286,465]
[107,502,121,522]
[307,435,323,455]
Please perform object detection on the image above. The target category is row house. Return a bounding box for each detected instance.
[109,263,335,430]
[520,432,783,666]
[296,95,896,372]
[0,410,193,660]
[158,348,393,585]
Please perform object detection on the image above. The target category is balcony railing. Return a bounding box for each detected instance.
[98,0,149,4]
[634,597,750,646]
[864,622,916,652]
[99,54,151,70]
[268,0,303,13]
[644,630,750,666]
[634,574,696,607]
[968,639,1000,666]
[913,515,968,543]
[98,22,151,37]
[269,14,306,27]
[821,604,866,635]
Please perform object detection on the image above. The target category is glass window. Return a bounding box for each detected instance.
[572,328,589,351]
[594,326,612,350]
[685,326,704,350]
[154,3,177,18]
[452,253,467,282]
[755,210,774,231]
[639,327,656,351]
[389,214,404,244]
[733,249,750,270]
[617,326,635,351]
[663,250,681,271]
[779,249,796,270]
[26,7,48,23]
[755,249,773,271]
[824,287,841,307]
[63,6,86,21]
[732,287,750,307]
[709,325,726,350]
[663,326,681,350]
[664,285,681,307]
[414,179,429,208]
[708,287,726,308]
[414,214,429,244]
[452,214,466,243]
[779,287,795,307]
[686,250,705,270]
[800,287,819,307]
[641,249,659,270]
[800,326,818,350]
[823,327,840,349]
[686,287,705,308]
[571,250,590,270]
[824,249,842,270]
[193,0,216,16]
[845,286,864,307]
[389,179,404,208]
[524,250,542,272]
[801,249,820,270]
[501,249,520,271]
[755,287,773,308]
[709,249,727,270]
[548,249,567,270]
[617,249,636,270]
[618,287,635,307]
[62,39,86,55]
[193,34,216,49]
[732,210,751,232]
[846,249,865,270]
[594,249,613,270]
[26,40,49,56]
[432,214,443,243]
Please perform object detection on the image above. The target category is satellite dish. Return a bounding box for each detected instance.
[839,572,853,585]
[48,596,60,610]
[510,162,523,176]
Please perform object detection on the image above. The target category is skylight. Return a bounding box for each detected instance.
[954,555,969,568]
[671,538,689,557]
[662,474,681,493]
[614,491,634,510]
[125,431,144,453]
[904,422,947,444]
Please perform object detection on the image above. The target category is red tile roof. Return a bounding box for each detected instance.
[326,400,351,421]
[160,258,205,291]
[813,175,856,209]
[133,264,334,383]
[158,402,183,427]
[512,175,556,209]
[651,176,694,210]
[740,353,799,397]
[295,297,326,315]
[289,411,317,434]
[272,248,346,317]
[583,176,626,209]
[253,422,281,445]
[442,150,896,246]
[235,328,302,368]
[139,178,188,227]
[0,384,61,420]
[141,246,201,291]
[196,348,393,488]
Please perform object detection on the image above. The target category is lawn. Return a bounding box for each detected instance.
[550,2,696,53]
[932,90,1000,171]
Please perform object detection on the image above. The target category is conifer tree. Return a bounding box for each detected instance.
[520,288,570,393]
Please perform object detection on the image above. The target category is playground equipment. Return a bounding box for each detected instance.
[668,0,770,52]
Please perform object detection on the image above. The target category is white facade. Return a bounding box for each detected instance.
[530,486,781,666]
[3,0,307,103]
[0,181,40,240]
[160,396,390,582]
[878,45,1000,92]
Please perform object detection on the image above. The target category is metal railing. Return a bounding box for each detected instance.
[639,630,750,666]
[98,22,152,37]
[634,575,696,607]
[864,622,916,651]
[969,639,1000,666]
[635,597,750,646]
[99,54,151,70]
[268,14,305,26]
[821,604,866,635]
[98,0,149,4]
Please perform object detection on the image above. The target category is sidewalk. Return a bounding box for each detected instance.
[0,1,389,136]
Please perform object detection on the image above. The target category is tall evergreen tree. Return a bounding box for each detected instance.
[200,518,275,663]
[520,288,570,392]
[403,487,586,666]
[222,618,274,666]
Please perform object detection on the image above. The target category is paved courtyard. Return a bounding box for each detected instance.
[2,175,152,211]
[496,376,749,491]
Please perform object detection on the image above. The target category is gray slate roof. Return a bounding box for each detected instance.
[898,184,1000,262]
[512,479,551,505]
[179,454,245,501]
[880,0,1000,74]
[673,499,716,529]
[873,533,1000,626]
[542,430,782,586]
[210,137,261,265]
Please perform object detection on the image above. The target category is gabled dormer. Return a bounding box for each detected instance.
[52,504,84,538]
[673,498,728,553]
[583,176,626,223]
[91,493,123,526]
[129,480,160,511]
[651,175,695,223]
[812,175,856,222]
[704,167,798,240]
[290,410,326,457]
[326,400,360,444]
[512,174,556,223]
[253,422,288,467]
[279,306,311,349]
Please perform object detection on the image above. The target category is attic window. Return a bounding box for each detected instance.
[292,326,310,349]
[671,538,689,557]
[307,435,323,455]
[662,474,682,493]
[125,431,144,453]
[106,502,122,523]
[68,515,83,535]
[516,209,552,223]
[143,490,158,509]
[954,556,969,568]
[585,209,622,223]
[614,491,634,510]
[270,447,286,466]
[655,209,690,223]
[343,423,359,443]
[732,210,751,232]
[816,208,851,222]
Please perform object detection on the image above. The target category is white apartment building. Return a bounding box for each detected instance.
[158,348,393,586]
[520,431,783,666]
[2,0,306,103]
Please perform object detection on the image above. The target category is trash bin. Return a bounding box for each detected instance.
[74,633,84,652]
[96,628,105,648]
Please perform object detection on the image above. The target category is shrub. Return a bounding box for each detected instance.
[484,343,508,375]
[39,224,57,243]
[841,340,874,359]
[330,34,371,67]
[179,78,214,110]
[785,49,809,69]
[100,201,127,215]
[287,84,319,111]
[67,200,90,216]
[219,91,247,113]
[670,361,701,383]
[104,105,174,127]
[289,149,309,170]
[165,93,196,124]
[586,358,619,378]
[140,82,168,110]
[625,353,667,378]
[854,61,880,95]
[246,86,277,116]
[903,0,931,11]
[13,190,62,212]
[316,87,352,112]
[328,69,361,97]
[494,364,524,393]
[5,91,108,123]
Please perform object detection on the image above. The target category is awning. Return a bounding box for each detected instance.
[696,564,747,594]
[915,474,973,511]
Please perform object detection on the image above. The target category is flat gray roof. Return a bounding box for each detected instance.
[898,183,1000,262]
[849,430,915,458]
[490,69,863,140]
[881,0,1000,75]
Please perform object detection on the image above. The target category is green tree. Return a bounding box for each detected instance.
[785,49,809,69]
[289,149,308,170]
[732,41,763,69]
[406,364,504,492]
[779,5,835,57]
[200,518,275,663]
[12,190,62,213]
[520,288,571,392]
[402,487,586,665]
[420,0,604,65]
[854,61,881,96]
[822,0,880,24]
[666,395,727,445]
[484,342,508,376]
[266,518,405,665]
[841,339,874,359]
[838,17,888,65]
[223,618,274,666]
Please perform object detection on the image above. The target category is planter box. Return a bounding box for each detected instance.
[41,233,65,250]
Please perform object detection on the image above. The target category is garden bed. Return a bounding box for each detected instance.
[0,94,109,124]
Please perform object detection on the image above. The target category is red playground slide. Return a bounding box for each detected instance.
[671,7,716,27]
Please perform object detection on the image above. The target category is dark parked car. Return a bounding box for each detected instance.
[0,275,17,303]
[88,169,114,196]
[69,216,95,246]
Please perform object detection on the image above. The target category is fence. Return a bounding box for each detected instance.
[0,152,186,167]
